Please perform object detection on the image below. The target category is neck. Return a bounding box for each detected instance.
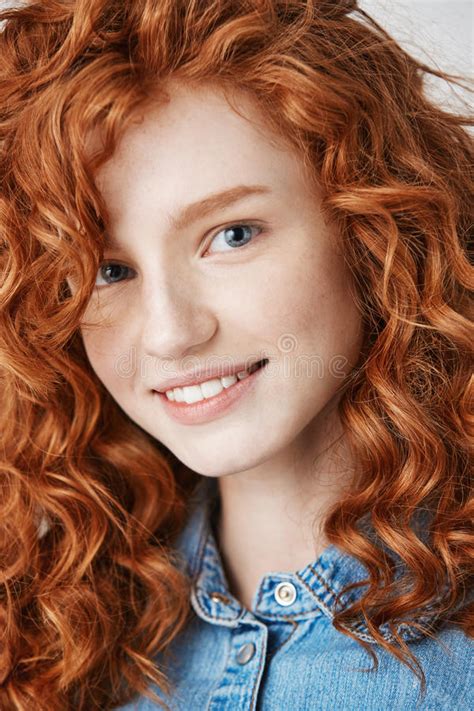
[212,412,355,611]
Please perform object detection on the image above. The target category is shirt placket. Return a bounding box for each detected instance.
[190,529,324,710]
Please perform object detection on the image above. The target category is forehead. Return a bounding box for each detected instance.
[95,82,304,191]
[87,81,320,246]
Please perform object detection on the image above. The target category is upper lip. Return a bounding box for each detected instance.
[153,358,265,393]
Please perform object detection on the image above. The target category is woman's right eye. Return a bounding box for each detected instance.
[95,262,134,287]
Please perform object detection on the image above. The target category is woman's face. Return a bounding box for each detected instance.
[74,81,364,477]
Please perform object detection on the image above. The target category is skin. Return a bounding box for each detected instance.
[70,81,364,610]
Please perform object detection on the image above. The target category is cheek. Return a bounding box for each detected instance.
[259,242,362,363]
[253,241,350,326]
[79,290,138,379]
[81,328,130,392]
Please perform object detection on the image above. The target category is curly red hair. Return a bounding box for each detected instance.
[0,1,472,709]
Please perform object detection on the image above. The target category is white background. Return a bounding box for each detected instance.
[1,0,472,110]
[360,0,473,111]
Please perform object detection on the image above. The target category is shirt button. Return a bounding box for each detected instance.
[210,591,231,604]
[236,642,256,665]
[274,581,297,606]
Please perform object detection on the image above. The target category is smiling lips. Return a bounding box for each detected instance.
[163,365,258,404]
[154,358,267,397]
[155,358,268,425]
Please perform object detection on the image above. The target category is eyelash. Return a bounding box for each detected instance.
[95,222,266,287]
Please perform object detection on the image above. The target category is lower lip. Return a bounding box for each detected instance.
[153,362,267,425]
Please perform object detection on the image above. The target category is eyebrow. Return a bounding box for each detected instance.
[103,184,271,249]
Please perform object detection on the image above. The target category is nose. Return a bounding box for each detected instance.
[138,273,218,362]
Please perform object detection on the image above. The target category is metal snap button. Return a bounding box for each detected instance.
[210,591,231,604]
[274,581,297,606]
[236,642,256,665]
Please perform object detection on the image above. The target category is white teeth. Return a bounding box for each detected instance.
[199,378,224,399]
[221,374,238,388]
[182,384,206,404]
[164,372,244,402]
[163,363,264,403]
[174,387,185,402]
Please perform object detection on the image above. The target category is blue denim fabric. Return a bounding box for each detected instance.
[119,477,473,710]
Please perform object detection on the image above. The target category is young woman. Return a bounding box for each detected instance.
[0,1,472,709]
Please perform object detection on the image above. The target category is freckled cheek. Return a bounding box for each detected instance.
[254,259,330,332]
[78,294,136,376]
[80,329,132,391]
[255,252,360,359]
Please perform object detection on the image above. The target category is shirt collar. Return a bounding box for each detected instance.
[172,476,434,643]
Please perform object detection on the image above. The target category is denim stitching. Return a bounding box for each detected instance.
[307,564,339,601]
[249,631,267,711]
[296,574,335,620]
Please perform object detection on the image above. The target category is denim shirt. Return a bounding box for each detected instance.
[119,477,472,710]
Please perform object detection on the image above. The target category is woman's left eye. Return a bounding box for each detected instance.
[205,223,264,254]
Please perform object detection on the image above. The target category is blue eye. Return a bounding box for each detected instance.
[95,262,133,287]
[207,223,263,253]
